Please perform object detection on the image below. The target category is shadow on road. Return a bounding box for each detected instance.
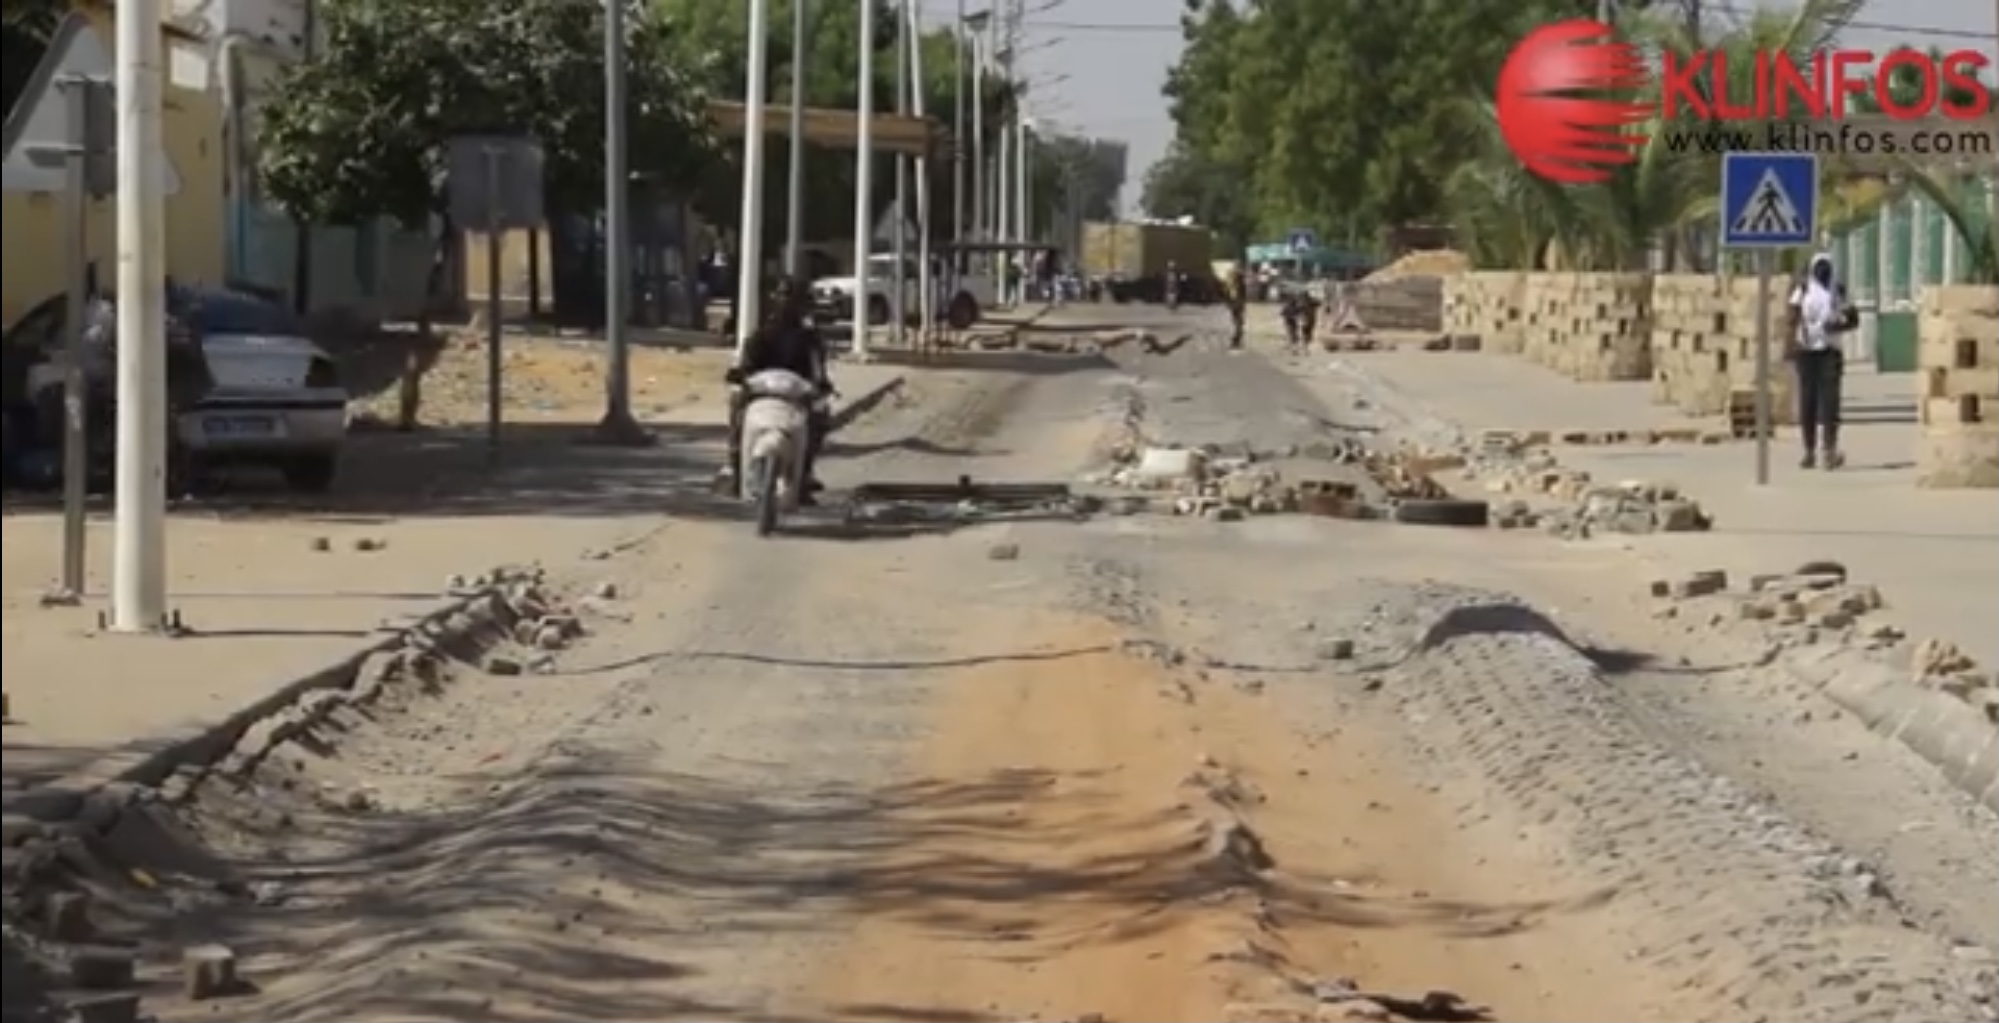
[74,737,1584,1022]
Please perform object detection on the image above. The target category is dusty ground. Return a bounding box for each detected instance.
[5,308,1994,1023]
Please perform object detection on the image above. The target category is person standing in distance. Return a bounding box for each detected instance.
[1784,253,1859,470]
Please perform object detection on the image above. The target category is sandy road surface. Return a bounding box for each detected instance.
[6,310,1994,1023]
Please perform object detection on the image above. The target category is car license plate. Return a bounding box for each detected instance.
[202,415,280,437]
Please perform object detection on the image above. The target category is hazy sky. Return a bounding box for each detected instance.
[916,0,1999,213]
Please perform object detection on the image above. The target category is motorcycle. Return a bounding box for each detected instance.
[736,368,825,537]
[1165,273,1182,311]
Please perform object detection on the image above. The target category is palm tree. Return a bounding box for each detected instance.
[1448,0,1869,272]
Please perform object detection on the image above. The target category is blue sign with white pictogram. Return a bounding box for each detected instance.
[1287,228,1316,252]
[1720,152,1818,248]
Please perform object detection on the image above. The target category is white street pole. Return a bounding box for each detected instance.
[910,0,934,339]
[1017,120,1031,246]
[733,0,773,359]
[783,0,809,278]
[950,0,967,250]
[112,0,167,632]
[996,108,1010,301]
[969,32,985,241]
[851,0,877,360]
[891,0,909,347]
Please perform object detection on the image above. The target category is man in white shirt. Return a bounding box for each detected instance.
[1785,253,1856,470]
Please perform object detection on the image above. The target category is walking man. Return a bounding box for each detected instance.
[1785,253,1858,470]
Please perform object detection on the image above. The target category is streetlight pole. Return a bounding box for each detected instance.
[952,0,968,248]
[968,15,988,243]
[735,0,774,359]
[112,0,167,631]
[891,0,909,347]
[600,0,642,439]
[850,0,877,360]
[910,0,935,339]
[784,0,809,278]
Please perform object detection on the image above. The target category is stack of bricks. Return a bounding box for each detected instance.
[1515,272,1654,381]
[1346,275,1445,332]
[1915,285,1998,488]
[1442,272,1526,353]
[1647,274,1797,426]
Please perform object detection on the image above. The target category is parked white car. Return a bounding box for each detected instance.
[810,254,993,330]
[5,284,349,492]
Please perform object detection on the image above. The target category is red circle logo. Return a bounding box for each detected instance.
[1496,19,1654,184]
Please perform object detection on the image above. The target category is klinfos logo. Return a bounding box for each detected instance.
[1496,20,1652,185]
[1497,18,1997,184]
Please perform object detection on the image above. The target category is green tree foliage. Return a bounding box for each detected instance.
[655,0,1028,255]
[256,0,718,234]
[1150,0,1592,255]
[1849,46,1998,115]
[3,0,69,115]
[1034,132,1125,231]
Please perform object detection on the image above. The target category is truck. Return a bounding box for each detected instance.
[1079,220,1218,304]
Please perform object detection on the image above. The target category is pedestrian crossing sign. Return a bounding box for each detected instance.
[1720,152,1818,248]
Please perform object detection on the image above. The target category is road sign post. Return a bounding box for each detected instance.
[446,135,545,461]
[25,74,116,602]
[1719,152,1819,487]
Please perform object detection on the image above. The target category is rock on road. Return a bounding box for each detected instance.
[6,303,1995,1023]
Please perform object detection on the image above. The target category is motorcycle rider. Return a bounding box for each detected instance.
[722,276,833,504]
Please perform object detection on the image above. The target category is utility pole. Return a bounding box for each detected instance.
[850,0,877,360]
[910,0,935,339]
[112,0,167,632]
[986,11,1001,242]
[599,0,643,439]
[735,0,774,358]
[969,27,986,242]
[784,0,810,278]
[892,0,909,346]
[952,0,968,248]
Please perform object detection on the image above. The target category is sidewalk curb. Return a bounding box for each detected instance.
[2,574,548,826]
[1781,646,1999,813]
[3,381,903,827]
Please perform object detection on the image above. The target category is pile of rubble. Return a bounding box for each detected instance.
[1452,430,1713,537]
[1648,564,1996,722]
[1088,446,1298,521]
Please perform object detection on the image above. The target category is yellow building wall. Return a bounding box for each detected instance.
[1,16,224,326]
[461,229,553,311]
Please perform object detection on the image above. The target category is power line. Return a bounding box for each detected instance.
[1018,10,1999,41]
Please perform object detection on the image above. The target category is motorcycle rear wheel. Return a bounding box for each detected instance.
[752,455,781,537]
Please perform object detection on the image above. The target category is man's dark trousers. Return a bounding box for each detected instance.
[1793,348,1844,454]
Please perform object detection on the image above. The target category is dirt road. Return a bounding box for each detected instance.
[5,311,1994,1023]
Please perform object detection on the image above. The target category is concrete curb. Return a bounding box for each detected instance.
[1781,646,1999,813]
[2,577,539,825]
[828,374,907,432]
[3,380,903,826]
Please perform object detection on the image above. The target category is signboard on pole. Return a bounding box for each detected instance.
[1719,151,1819,487]
[1720,152,1818,249]
[445,135,546,231]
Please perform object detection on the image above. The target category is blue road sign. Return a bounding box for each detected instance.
[1720,152,1818,248]
[1287,228,1317,252]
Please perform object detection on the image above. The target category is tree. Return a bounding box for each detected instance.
[1153,0,1594,252]
[3,0,68,115]
[255,0,719,293]
[1140,143,1253,252]
[1445,0,1871,272]
[654,0,1023,255]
